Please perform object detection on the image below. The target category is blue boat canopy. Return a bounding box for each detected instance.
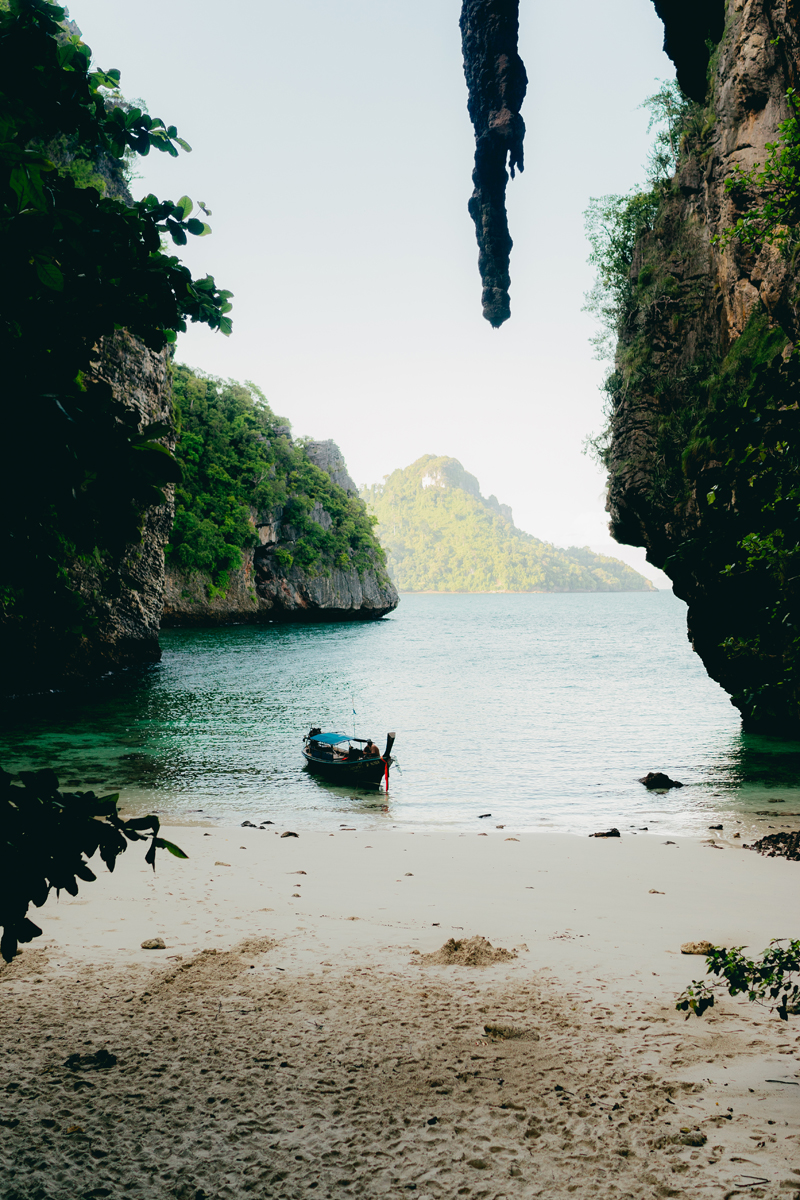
[309,732,351,745]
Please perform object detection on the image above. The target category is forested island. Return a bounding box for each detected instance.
[362,455,655,593]
[163,367,397,625]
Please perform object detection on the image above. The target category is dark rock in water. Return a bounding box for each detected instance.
[281,831,299,838]
[241,821,257,828]
[589,828,621,838]
[640,772,683,790]
[708,824,723,830]
[478,813,492,819]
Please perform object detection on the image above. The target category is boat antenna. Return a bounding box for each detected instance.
[351,692,356,740]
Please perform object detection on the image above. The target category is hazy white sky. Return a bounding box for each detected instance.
[71,0,673,586]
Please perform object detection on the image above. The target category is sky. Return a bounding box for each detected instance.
[70,0,674,587]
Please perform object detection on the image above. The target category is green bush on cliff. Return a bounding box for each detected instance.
[583,189,662,366]
[361,455,654,593]
[169,366,386,590]
[583,81,696,465]
[716,89,800,250]
[0,0,231,663]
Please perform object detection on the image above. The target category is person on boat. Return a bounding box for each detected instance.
[364,739,380,758]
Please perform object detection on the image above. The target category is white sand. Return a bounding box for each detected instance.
[1,826,799,1199]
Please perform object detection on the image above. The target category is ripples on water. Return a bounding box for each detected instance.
[1,592,799,836]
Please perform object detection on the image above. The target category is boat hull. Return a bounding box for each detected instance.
[302,750,389,785]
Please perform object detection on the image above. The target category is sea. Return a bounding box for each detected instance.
[2,591,799,838]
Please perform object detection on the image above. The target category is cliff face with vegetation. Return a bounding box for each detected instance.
[68,334,174,671]
[1,331,174,688]
[605,0,800,731]
[0,1,232,692]
[162,367,398,625]
[363,455,655,592]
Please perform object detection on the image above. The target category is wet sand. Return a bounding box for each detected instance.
[1,827,799,1199]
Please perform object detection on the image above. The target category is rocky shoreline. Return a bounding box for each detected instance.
[162,554,398,626]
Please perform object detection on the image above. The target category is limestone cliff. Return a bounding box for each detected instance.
[163,553,397,625]
[162,367,398,625]
[69,333,174,671]
[607,0,800,731]
[0,331,174,690]
[163,478,398,626]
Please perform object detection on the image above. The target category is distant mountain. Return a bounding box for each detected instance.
[361,455,656,593]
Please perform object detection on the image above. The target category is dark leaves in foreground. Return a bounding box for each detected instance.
[677,939,800,1021]
[0,768,186,963]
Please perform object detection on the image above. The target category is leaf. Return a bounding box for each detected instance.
[10,165,48,212]
[124,816,160,831]
[176,195,193,219]
[186,218,205,236]
[36,261,65,291]
[219,316,233,337]
[166,220,187,246]
[175,137,192,153]
[156,838,189,860]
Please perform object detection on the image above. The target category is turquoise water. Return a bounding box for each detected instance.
[2,592,799,836]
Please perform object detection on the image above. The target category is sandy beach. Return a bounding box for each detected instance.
[2,825,799,1199]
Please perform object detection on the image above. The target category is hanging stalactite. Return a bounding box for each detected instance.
[459,0,527,327]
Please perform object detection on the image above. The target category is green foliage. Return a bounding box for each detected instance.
[677,940,800,1021]
[583,190,662,364]
[583,81,697,466]
[170,366,387,590]
[640,79,692,187]
[583,81,693,370]
[0,0,231,347]
[716,89,800,250]
[361,455,654,593]
[671,307,800,726]
[586,87,800,731]
[0,0,231,661]
[0,767,186,963]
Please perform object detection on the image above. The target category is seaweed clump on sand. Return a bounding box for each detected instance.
[745,830,800,862]
[414,935,517,966]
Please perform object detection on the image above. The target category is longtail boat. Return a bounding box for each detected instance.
[302,729,396,787]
